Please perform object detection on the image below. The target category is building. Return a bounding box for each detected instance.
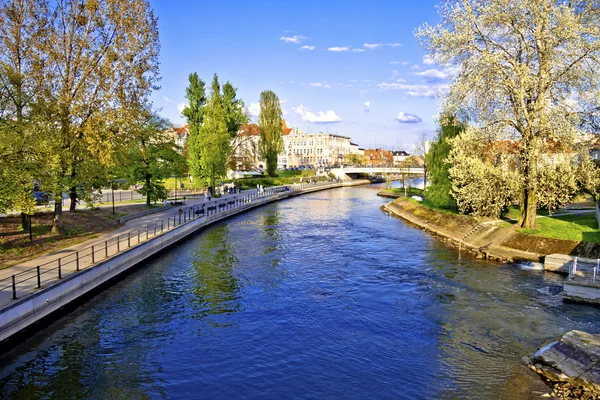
[164,125,190,152]
[363,148,394,166]
[283,128,353,169]
[392,150,410,165]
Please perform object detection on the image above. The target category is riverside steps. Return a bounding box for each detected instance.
[0,179,369,344]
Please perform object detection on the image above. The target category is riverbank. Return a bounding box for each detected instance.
[0,180,369,345]
[382,197,600,263]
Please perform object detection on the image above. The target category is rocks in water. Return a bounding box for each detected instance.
[531,330,600,399]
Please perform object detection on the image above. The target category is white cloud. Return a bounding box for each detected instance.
[308,82,332,89]
[292,104,342,123]
[299,45,315,50]
[247,102,260,117]
[386,43,402,47]
[163,96,175,103]
[280,35,306,44]
[364,101,371,112]
[390,61,409,65]
[395,112,422,123]
[363,43,382,49]
[377,82,449,98]
[359,89,369,94]
[328,46,349,52]
[396,78,406,83]
[414,67,459,82]
[352,48,365,53]
[411,65,420,70]
[423,54,435,65]
[178,102,187,113]
[283,109,289,115]
[280,98,288,104]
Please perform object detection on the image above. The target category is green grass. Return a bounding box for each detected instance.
[517,213,600,242]
[164,177,206,190]
[276,170,316,178]
[388,187,424,196]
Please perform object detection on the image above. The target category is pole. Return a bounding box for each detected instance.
[28,214,33,242]
[112,184,115,215]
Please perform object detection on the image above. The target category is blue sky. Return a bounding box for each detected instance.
[151,0,447,150]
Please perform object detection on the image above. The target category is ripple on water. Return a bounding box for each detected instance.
[0,186,599,400]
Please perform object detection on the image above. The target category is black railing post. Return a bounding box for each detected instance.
[37,265,41,288]
[128,232,131,247]
[92,246,95,263]
[105,241,108,258]
[117,236,120,252]
[76,251,80,271]
[58,258,62,279]
[12,275,16,300]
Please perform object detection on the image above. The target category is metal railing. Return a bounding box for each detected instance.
[567,256,599,286]
[0,180,347,303]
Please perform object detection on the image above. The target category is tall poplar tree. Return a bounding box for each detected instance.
[187,74,229,193]
[258,90,283,177]
[183,72,206,180]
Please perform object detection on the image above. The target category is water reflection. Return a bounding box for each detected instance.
[190,224,241,322]
[0,185,599,400]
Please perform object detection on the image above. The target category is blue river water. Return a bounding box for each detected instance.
[1,184,599,399]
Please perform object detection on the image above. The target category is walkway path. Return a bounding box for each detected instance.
[0,190,258,307]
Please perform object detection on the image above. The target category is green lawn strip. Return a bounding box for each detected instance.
[517,213,600,242]
[388,187,424,196]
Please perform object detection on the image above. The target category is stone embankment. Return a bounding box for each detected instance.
[382,197,600,263]
[526,330,600,399]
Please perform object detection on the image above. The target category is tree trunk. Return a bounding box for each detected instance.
[21,212,30,231]
[51,196,64,234]
[146,176,151,206]
[519,187,537,229]
[69,186,77,212]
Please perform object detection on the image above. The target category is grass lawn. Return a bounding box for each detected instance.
[164,177,205,190]
[0,203,165,268]
[499,206,600,242]
[518,213,600,242]
[388,187,425,197]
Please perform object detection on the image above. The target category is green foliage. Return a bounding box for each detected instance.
[425,114,465,210]
[448,129,519,218]
[117,110,186,205]
[233,175,326,190]
[222,82,247,139]
[258,90,284,177]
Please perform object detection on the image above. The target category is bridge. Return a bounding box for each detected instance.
[329,166,425,179]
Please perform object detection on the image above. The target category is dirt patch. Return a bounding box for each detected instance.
[0,204,163,268]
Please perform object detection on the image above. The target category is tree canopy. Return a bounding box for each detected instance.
[258,90,284,177]
[417,0,600,228]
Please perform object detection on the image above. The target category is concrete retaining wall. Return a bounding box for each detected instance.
[564,281,600,305]
[0,181,365,344]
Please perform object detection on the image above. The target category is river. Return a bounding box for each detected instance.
[1,184,599,399]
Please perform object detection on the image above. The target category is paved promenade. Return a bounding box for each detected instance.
[0,190,255,308]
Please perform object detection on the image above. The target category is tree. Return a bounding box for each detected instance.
[417,0,600,228]
[118,110,186,206]
[258,90,284,177]
[0,0,53,229]
[183,72,206,180]
[414,134,430,188]
[39,0,160,233]
[447,129,519,218]
[425,114,466,209]
[187,74,230,192]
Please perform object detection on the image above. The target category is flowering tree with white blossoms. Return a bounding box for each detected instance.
[417,0,600,228]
